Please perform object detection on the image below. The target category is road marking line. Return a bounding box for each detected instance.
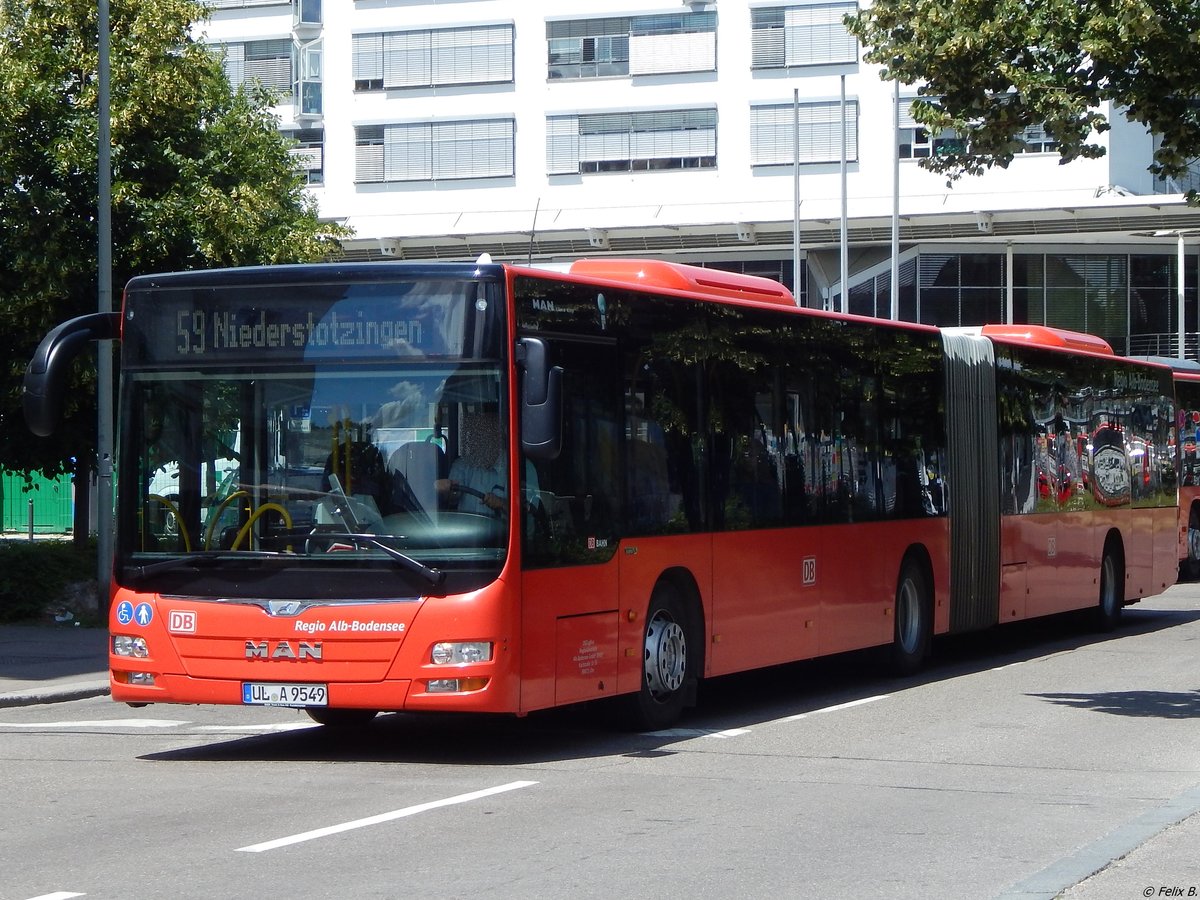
[780,694,889,721]
[23,892,85,900]
[194,723,314,733]
[643,727,752,739]
[0,719,187,729]
[235,781,539,853]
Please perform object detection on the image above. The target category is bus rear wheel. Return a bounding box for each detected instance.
[305,707,378,728]
[891,559,932,675]
[625,583,695,731]
[1183,506,1200,581]
[1096,546,1124,632]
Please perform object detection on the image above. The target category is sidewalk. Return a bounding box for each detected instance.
[0,623,109,707]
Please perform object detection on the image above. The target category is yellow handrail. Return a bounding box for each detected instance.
[230,502,294,551]
[204,490,249,549]
[147,494,192,552]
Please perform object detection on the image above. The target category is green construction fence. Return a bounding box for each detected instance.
[1,469,74,533]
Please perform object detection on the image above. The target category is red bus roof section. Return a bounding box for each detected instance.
[979,323,1114,355]
[564,258,797,307]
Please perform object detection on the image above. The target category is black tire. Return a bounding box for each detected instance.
[305,707,378,728]
[624,582,697,731]
[891,558,932,675]
[1183,506,1200,582]
[1096,545,1124,632]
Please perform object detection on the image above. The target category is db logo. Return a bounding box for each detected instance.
[168,610,197,633]
[802,556,817,586]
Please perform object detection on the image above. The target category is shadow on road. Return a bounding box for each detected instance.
[1030,689,1200,718]
[138,600,1200,766]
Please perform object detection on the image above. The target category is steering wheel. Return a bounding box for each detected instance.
[452,484,506,518]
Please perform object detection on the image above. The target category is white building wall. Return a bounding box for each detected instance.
[197,1,1167,251]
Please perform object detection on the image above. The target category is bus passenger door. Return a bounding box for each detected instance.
[518,336,624,713]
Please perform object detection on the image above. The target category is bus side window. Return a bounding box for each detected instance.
[521,339,621,566]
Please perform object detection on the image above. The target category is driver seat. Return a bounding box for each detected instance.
[388,441,446,514]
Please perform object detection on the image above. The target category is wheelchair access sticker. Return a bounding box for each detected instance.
[116,600,154,627]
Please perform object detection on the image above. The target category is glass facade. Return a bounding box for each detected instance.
[849,250,1199,355]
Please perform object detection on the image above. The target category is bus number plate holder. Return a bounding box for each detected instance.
[242,682,328,707]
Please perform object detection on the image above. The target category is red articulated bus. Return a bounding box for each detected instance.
[1136,357,1200,578]
[23,259,1179,728]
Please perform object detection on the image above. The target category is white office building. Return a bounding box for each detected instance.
[201,0,1200,357]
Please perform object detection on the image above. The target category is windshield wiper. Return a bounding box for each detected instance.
[320,474,445,586]
[125,550,285,580]
[313,533,446,587]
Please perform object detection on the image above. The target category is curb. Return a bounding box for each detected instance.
[0,681,111,709]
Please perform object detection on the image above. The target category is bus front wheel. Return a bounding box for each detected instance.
[625,583,695,731]
[891,559,932,675]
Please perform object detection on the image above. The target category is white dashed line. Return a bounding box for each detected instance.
[235,781,540,852]
[779,694,890,721]
[0,719,187,729]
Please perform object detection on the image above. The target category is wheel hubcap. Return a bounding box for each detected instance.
[644,611,686,700]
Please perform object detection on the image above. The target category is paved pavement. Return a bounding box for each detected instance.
[0,617,1197,898]
[0,623,109,707]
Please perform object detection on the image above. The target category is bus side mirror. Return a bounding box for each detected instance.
[516,337,562,460]
[23,312,121,437]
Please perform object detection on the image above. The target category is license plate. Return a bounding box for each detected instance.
[242,682,328,707]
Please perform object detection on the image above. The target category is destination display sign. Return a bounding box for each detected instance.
[123,278,484,366]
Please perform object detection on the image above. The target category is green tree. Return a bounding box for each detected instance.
[0,0,346,481]
[846,0,1200,189]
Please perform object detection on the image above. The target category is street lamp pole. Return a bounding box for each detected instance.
[97,0,114,613]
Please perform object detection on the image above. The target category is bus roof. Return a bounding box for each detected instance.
[975,324,1115,355]
[1128,355,1200,375]
[558,258,798,307]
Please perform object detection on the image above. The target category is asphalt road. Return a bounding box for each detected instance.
[1,585,1199,900]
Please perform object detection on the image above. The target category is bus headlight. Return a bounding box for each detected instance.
[430,641,492,665]
[112,635,149,658]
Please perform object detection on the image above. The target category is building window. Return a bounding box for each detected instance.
[355,119,515,183]
[294,38,321,118]
[220,39,293,100]
[352,24,513,91]
[1013,124,1059,154]
[547,12,716,80]
[293,0,320,28]
[284,128,324,186]
[751,4,858,69]
[547,108,717,175]
[898,98,960,158]
[750,100,859,166]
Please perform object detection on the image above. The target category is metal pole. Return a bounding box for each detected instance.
[1179,233,1186,359]
[839,75,848,315]
[792,88,802,307]
[97,0,114,612]
[890,80,899,320]
[1006,242,1014,324]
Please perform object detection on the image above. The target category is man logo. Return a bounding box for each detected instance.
[245,640,323,661]
[267,600,304,616]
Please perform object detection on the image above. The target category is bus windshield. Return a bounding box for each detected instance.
[115,269,510,599]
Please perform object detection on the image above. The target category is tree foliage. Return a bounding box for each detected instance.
[0,0,347,477]
[846,0,1200,188]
